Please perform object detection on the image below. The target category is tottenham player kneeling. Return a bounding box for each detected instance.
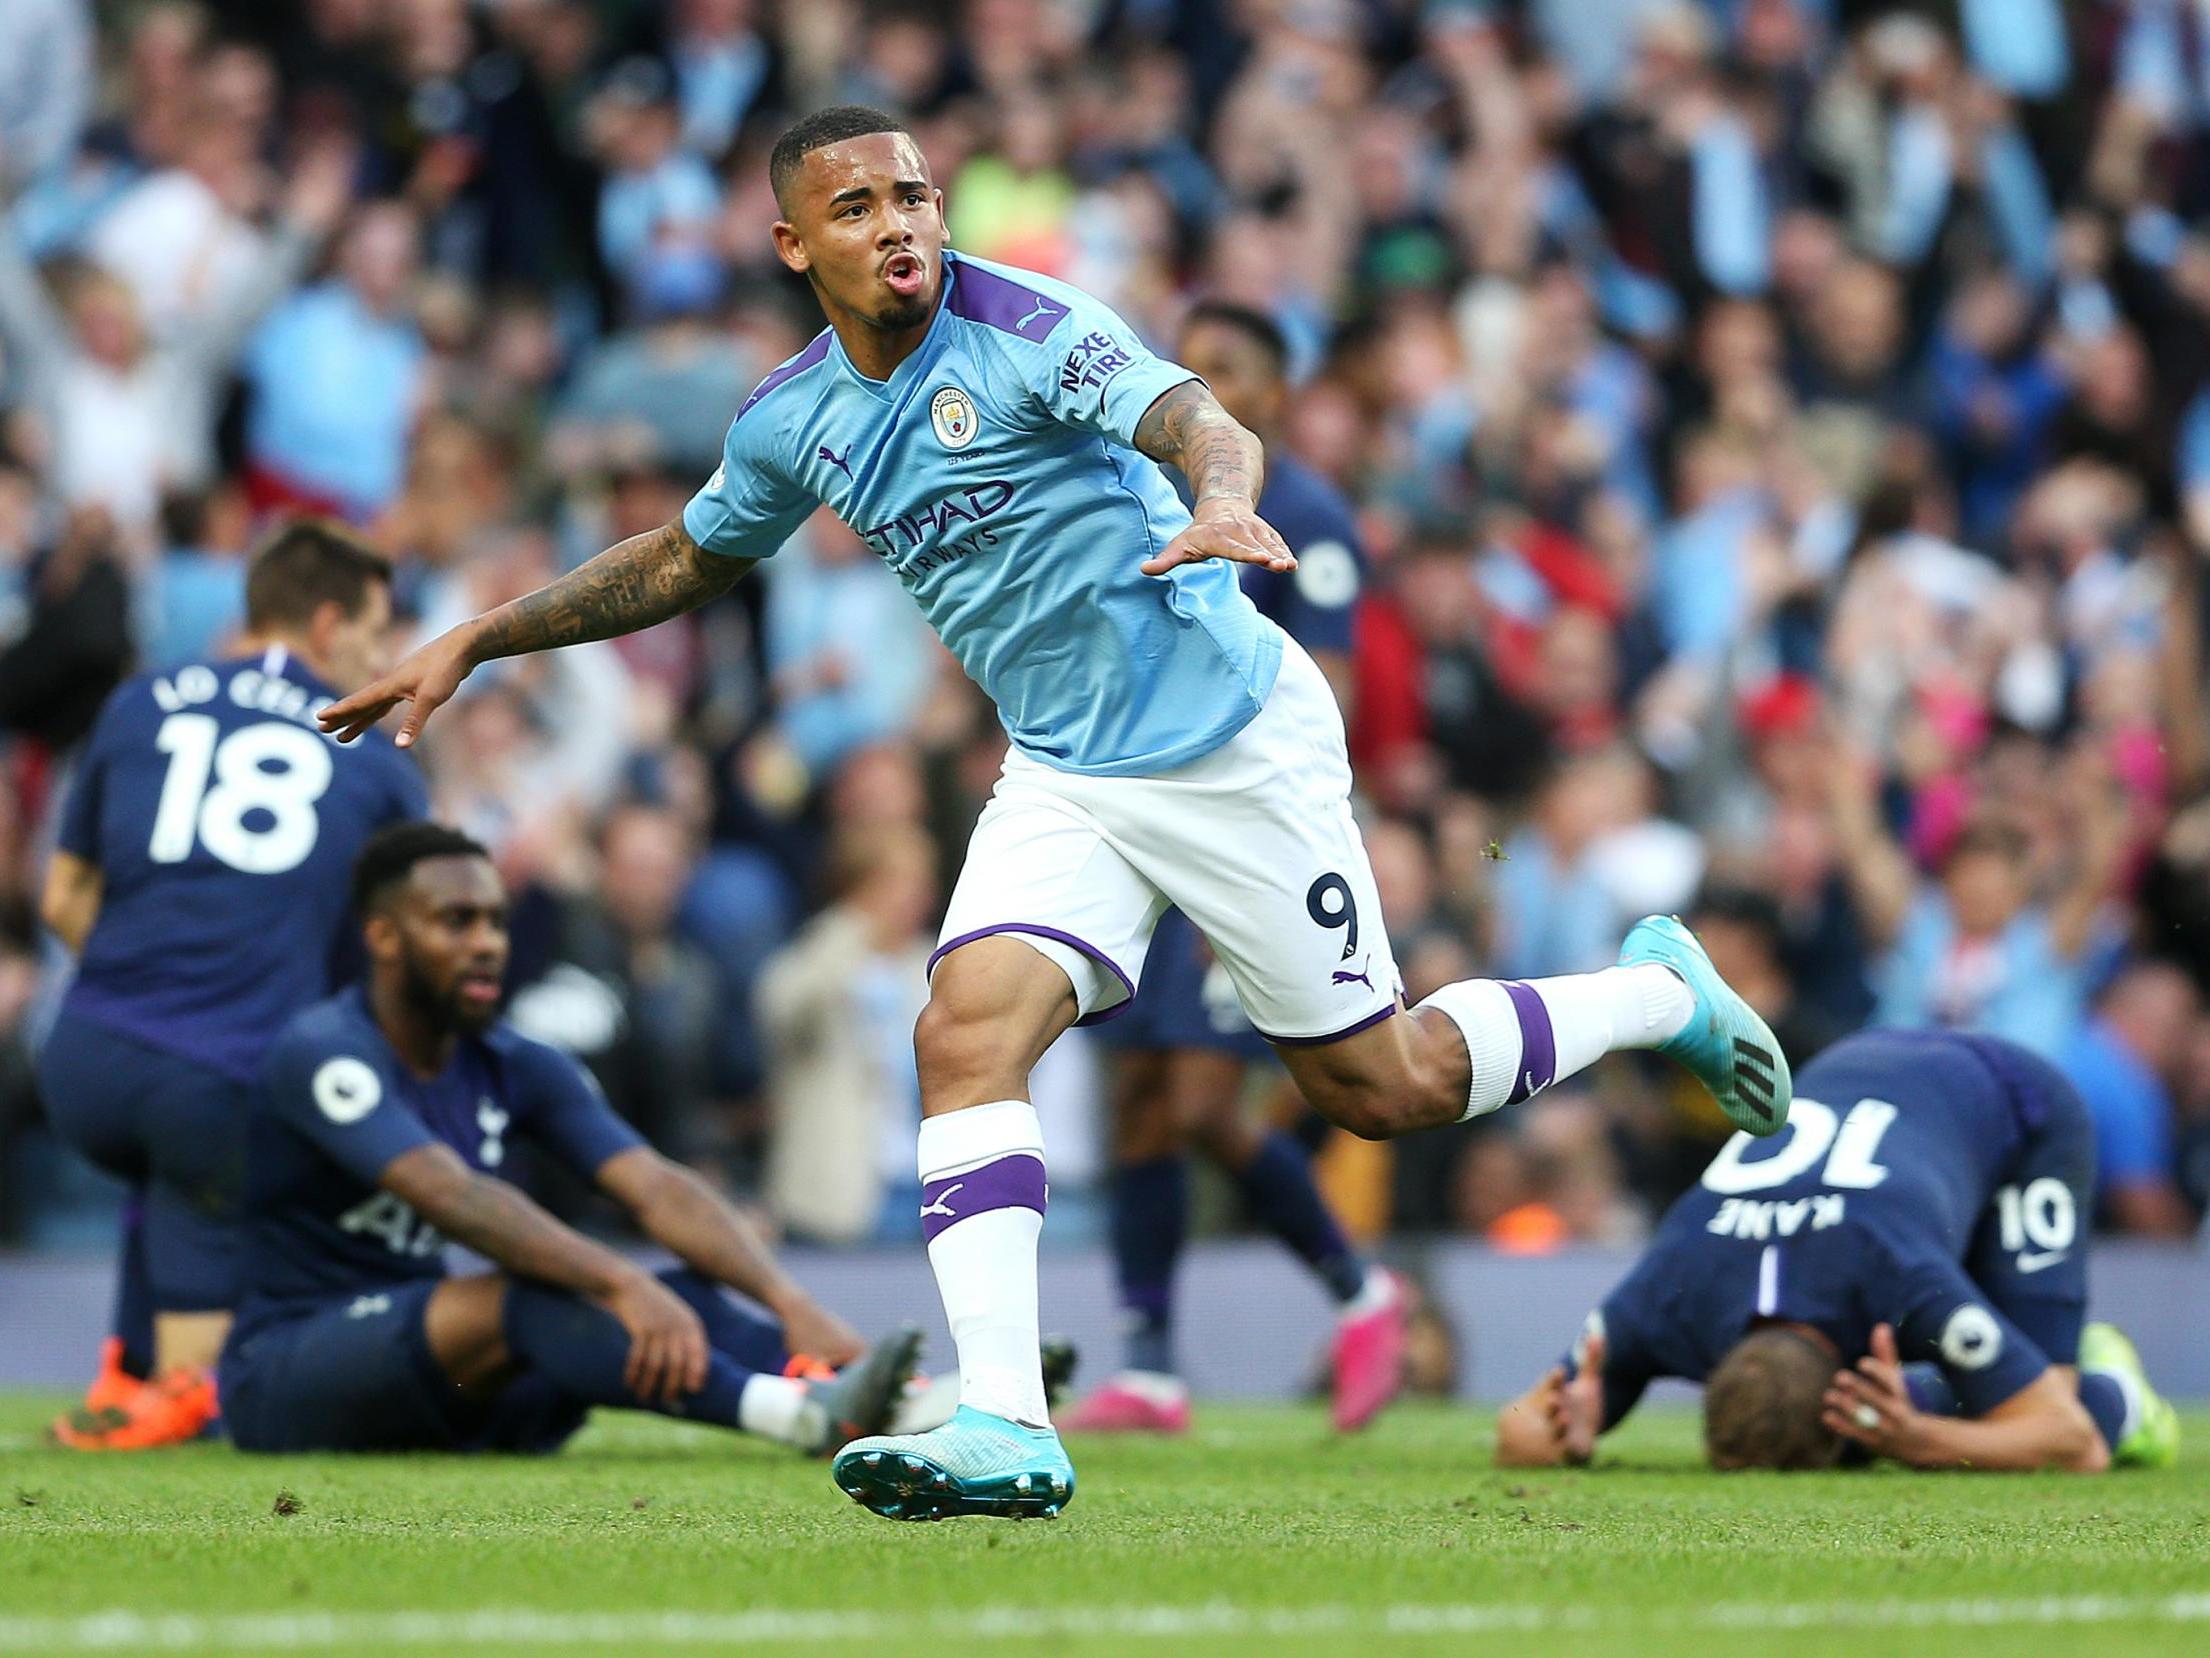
[220,824,921,1457]
[1495,1030,2180,1474]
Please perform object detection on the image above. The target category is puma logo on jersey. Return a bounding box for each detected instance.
[818,443,855,482]
[1014,297,1061,334]
[1331,966,1373,990]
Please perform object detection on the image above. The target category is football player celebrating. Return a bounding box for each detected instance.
[320,107,1789,1519]
[1495,1028,2180,1473]
[220,822,919,1457]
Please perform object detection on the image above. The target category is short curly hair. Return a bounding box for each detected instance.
[351,822,492,917]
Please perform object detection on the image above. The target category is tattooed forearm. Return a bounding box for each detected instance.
[468,520,753,664]
[1132,379,1265,506]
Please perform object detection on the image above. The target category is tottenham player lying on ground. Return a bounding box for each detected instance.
[1493,1029,2181,1474]
[221,822,927,1456]
[41,521,426,1451]
[318,106,1791,1521]
[1071,301,1405,1438]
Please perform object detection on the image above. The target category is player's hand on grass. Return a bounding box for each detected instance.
[320,625,479,748]
[1822,1323,1927,1465]
[1549,1331,1605,1464]
[1139,496,1296,577]
[602,1270,711,1404]
[774,1297,865,1370]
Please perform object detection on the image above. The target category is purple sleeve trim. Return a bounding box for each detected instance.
[734,332,833,421]
[1257,1002,1400,1048]
[929,923,1137,1026]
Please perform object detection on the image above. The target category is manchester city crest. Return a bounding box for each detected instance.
[930,385,977,449]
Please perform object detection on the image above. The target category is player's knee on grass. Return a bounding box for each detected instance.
[1704,1329,1843,1471]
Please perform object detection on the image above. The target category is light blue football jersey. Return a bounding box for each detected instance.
[681,250,1283,776]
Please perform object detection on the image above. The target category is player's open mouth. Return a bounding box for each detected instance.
[457,972,502,1007]
[883,253,924,297]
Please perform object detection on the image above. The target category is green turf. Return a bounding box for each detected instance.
[2,1394,2206,1656]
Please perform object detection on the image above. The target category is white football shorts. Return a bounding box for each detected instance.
[933,638,1402,1045]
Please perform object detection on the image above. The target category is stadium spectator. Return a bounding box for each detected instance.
[2062,962,2201,1238]
[0,142,351,539]
[242,201,429,520]
[755,822,935,1246]
[1,0,2207,1275]
[509,802,724,1164]
[1828,747,2130,1059]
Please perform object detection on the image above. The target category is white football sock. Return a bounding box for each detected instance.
[1418,966,1691,1122]
[918,1099,1050,1426]
[737,1373,819,1448]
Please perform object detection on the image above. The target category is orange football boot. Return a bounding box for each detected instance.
[49,1365,218,1450]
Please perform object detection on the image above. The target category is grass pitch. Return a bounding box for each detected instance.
[1,1394,2205,1656]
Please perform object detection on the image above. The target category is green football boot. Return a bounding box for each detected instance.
[833,1404,1075,1521]
[2080,1322,2181,1469]
[1618,915,1791,1137]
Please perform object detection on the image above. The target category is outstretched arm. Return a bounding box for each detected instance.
[1130,380,1296,577]
[319,519,754,746]
[596,1146,863,1366]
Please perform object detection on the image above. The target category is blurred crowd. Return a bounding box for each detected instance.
[3,0,2210,1258]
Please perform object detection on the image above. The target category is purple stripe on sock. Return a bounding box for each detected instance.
[1502,981,1556,1104]
[920,1152,1048,1243]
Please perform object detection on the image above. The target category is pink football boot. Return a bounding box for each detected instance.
[1330,1268,1407,1431]
[1059,1371,1191,1434]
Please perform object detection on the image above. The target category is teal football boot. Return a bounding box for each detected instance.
[2080,1322,2181,1469]
[1618,915,1791,1137]
[833,1404,1075,1521]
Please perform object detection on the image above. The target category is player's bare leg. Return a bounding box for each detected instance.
[426,1272,918,1452]
[153,1311,231,1376]
[1278,918,1790,1142]
[834,934,1081,1520]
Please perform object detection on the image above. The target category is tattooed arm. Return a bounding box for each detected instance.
[1130,379,1296,577]
[319,519,754,746]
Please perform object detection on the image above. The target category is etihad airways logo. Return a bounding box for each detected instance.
[858,479,1019,577]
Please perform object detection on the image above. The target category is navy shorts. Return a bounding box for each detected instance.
[1958,1036,2096,1367]
[38,1012,247,1312]
[221,1282,586,1455]
[1091,909,1273,1061]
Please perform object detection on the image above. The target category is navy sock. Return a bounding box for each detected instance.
[656,1268,791,1374]
[112,1201,154,1379]
[502,1280,759,1430]
[1232,1131,1365,1303]
[2078,1370,2132,1454]
[1113,1156,1186,1375]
